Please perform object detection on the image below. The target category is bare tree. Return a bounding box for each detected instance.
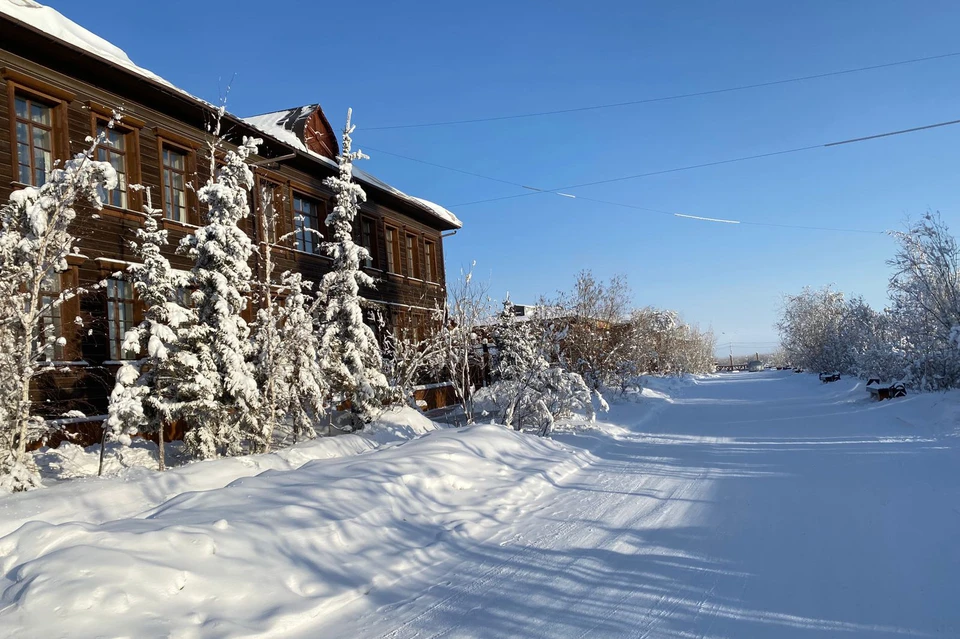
[381,308,447,409]
[556,271,633,389]
[442,262,492,424]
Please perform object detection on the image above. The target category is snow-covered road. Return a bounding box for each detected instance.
[320,372,960,638]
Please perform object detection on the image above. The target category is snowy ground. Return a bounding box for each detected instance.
[1,372,959,637]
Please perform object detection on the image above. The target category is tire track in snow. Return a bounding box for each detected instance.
[372,432,714,639]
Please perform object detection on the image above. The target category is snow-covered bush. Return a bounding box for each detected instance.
[0,132,117,491]
[887,213,960,389]
[547,274,716,391]
[777,214,960,389]
[316,109,388,430]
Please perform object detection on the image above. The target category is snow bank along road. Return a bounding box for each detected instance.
[1,372,958,637]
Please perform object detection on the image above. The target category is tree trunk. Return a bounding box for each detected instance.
[157,422,165,471]
[97,426,108,477]
[14,366,33,463]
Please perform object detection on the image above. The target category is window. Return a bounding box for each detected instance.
[161,145,188,222]
[259,180,286,243]
[35,274,63,361]
[406,233,421,279]
[360,218,375,268]
[294,194,322,254]
[106,278,136,360]
[96,122,130,208]
[14,93,54,186]
[385,225,401,274]
[424,240,438,282]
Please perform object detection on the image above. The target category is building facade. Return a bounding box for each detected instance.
[0,1,461,432]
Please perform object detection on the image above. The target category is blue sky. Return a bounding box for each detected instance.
[48,0,960,355]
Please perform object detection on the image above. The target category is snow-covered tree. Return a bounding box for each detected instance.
[315,109,388,430]
[0,133,117,491]
[249,184,328,449]
[556,271,633,389]
[475,297,595,436]
[252,271,328,447]
[441,262,492,425]
[167,128,261,459]
[887,213,960,389]
[381,307,446,410]
[777,286,854,373]
[104,189,187,471]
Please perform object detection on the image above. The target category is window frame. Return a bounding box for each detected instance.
[3,69,73,188]
[424,239,438,283]
[92,115,141,212]
[154,128,200,226]
[384,224,402,275]
[35,272,64,362]
[292,192,325,255]
[255,174,290,246]
[159,142,191,224]
[104,276,138,361]
[359,215,377,269]
[13,93,56,187]
[405,232,421,280]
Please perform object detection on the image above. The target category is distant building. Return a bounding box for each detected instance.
[746,360,765,372]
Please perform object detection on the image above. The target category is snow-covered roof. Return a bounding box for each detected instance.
[243,108,323,157]
[243,107,463,229]
[0,0,207,105]
[1,0,462,230]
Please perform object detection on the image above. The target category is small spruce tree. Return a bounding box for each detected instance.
[168,130,261,459]
[316,109,388,430]
[104,189,187,471]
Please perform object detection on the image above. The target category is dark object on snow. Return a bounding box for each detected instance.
[819,372,841,383]
[793,368,803,373]
[866,380,906,401]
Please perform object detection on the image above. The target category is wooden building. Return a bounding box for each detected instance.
[0,1,462,430]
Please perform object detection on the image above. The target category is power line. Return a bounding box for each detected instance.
[362,51,960,131]
[450,145,823,207]
[363,146,531,190]
[368,159,877,232]
[366,148,884,235]
[366,114,960,235]
[437,114,960,208]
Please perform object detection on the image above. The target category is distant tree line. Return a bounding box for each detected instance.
[777,213,960,389]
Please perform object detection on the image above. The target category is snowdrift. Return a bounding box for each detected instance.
[0,407,438,538]
[0,422,589,637]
